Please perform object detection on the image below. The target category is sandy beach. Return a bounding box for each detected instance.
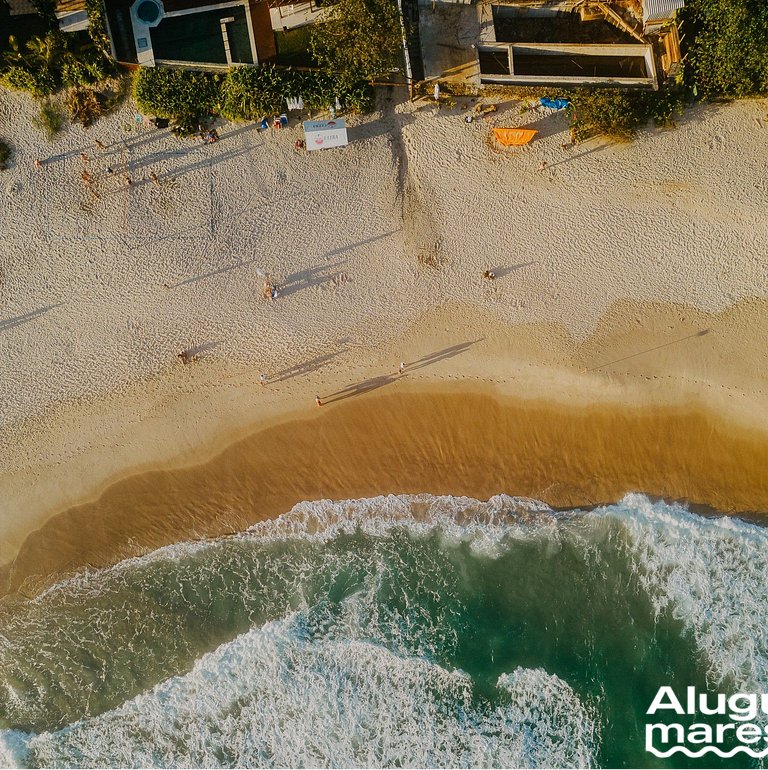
[1,86,767,594]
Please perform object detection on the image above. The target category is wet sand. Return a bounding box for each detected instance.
[4,385,768,596]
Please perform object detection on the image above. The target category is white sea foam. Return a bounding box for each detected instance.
[19,617,597,769]
[4,492,768,769]
[30,493,561,601]
[589,494,768,690]
[0,731,31,770]
[18,493,768,693]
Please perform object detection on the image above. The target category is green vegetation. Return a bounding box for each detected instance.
[561,0,768,142]
[275,27,316,68]
[133,64,373,127]
[0,139,11,169]
[220,66,373,118]
[309,0,403,85]
[133,67,224,120]
[566,88,686,142]
[84,0,113,58]
[1,30,113,97]
[3,0,764,147]
[678,0,768,98]
[32,97,66,138]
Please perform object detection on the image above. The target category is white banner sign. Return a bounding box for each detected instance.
[303,119,348,151]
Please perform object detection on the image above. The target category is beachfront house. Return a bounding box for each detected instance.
[96,0,277,68]
[82,0,330,69]
[417,0,684,90]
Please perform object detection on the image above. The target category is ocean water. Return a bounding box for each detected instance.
[1,493,767,769]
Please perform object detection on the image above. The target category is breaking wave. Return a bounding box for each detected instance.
[1,493,766,768]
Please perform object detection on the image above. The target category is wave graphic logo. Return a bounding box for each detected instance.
[646,686,768,759]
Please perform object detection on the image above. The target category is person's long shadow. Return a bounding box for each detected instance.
[322,373,400,404]
[585,329,711,372]
[171,258,257,288]
[489,262,536,278]
[93,145,256,201]
[406,338,484,372]
[321,338,484,403]
[546,142,613,171]
[280,261,347,297]
[0,303,63,332]
[271,348,347,383]
[318,230,400,260]
[185,339,223,359]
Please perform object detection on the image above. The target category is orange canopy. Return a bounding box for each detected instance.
[493,128,537,146]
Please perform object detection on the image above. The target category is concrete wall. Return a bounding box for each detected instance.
[478,41,657,87]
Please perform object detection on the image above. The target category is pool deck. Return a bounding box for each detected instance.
[113,0,274,66]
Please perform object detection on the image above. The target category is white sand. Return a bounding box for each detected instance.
[1,87,767,564]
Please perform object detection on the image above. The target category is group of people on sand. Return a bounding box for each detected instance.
[34,140,168,194]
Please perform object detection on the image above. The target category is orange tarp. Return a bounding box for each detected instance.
[493,128,537,146]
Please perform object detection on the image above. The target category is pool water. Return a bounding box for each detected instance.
[151,5,253,64]
[137,0,160,23]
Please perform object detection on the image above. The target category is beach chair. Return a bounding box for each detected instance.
[280,114,288,127]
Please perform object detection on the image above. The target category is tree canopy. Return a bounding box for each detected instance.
[310,0,403,85]
[679,0,768,98]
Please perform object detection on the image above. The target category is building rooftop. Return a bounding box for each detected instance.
[642,0,684,25]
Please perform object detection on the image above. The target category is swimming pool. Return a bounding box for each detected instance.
[151,4,254,64]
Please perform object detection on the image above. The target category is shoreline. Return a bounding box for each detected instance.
[2,91,768,595]
[3,299,768,594]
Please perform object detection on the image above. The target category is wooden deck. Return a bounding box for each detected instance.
[249,0,276,62]
[55,0,87,13]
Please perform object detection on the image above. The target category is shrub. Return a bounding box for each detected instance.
[221,66,373,120]
[84,0,112,58]
[220,65,287,119]
[133,67,223,120]
[567,90,647,141]
[1,65,47,95]
[309,0,403,85]
[32,98,66,138]
[567,87,687,141]
[66,87,104,126]
[0,140,11,169]
[134,65,374,125]
[679,0,768,98]
[0,31,113,97]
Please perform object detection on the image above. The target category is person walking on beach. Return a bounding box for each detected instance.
[315,395,322,407]
[178,350,189,364]
[81,169,92,185]
[34,158,43,170]
[80,152,90,163]
[399,361,406,375]
[259,372,267,386]
[538,160,548,173]
[149,171,161,186]
[94,139,106,151]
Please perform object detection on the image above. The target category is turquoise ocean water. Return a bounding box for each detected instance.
[1,493,767,768]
